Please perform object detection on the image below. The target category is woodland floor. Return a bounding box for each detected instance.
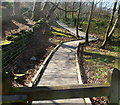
[81,40,119,105]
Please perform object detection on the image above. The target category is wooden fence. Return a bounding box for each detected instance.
[2,30,33,68]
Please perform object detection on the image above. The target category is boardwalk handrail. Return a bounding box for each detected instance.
[6,84,110,101]
[13,84,110,100]
[2,68,120,105]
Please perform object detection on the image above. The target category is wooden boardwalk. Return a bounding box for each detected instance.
[32,21,97,105]
[32,40,92,105]
[56,21,97,40]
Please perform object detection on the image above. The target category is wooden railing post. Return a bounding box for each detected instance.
[109,68,120,105]
[2,72,12,95]
[2,72,12,105]
[77,42,84,58]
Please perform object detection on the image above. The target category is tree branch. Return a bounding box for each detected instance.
[51,2,77,12]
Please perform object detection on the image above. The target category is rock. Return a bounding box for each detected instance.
[78,28,83,31]
[30,56,37,61]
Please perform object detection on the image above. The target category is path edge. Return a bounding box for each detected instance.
[28,42,63,87]
[75,39,98,105]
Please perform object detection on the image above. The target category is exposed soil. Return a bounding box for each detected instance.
[2,19,35,40]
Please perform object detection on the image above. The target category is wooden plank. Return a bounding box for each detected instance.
[109,68,120,105]
[11,84,110,101]
[28,42,62,87]
[32,40,86,104]
[2,95,27,103]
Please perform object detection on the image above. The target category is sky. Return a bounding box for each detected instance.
[1,0,120,9]
[1,0,119,2]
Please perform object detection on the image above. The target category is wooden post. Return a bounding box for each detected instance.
[109,68,120,105]
[76,25,79,38]
[64,2,67,21]
[2,72,12,105]
[76,2,81,38]
[2,72,12,95]
[2,73,28,105]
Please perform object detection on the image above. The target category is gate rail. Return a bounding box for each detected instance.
[1,68,120,105]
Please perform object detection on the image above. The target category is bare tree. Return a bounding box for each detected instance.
[107,4,120,39]
[76,2,82,38]
[72,2,75,19]
[46,3,59,20]
[101,0,118,48]
[50,2,77,21]
[31,2,42,20]
[85,1,94,43]
[2,2,13,23]
[65,2,67,21]
[14,1,23,21]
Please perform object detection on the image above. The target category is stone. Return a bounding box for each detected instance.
[30,56,37,61]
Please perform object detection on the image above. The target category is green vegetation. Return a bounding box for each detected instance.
[81,19,109,35]
[0,40,13,46]
[84,47,118,81]
[51,31,70,37]
[51,26,77,39]
[61,13,119,43]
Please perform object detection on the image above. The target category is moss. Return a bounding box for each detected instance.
[51,31,75,38]
[7,35,19,40]
[0,40,13,46]
[52,26,64,32]
[51,27,77,39]
[82,21,88,25]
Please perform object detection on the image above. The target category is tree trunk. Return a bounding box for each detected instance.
[85,1,94,44]
[46,3,59,20]
[65,2,67,21]
[32,2,42,21]
[101,0,118,48]
[108,18,118,39]
[2,2,12,23]
[72,2,75,19]
[76,2,82,38]
[108,4,120,40]
[41,2,50,18]
[14,0,23,21]
[31,1,36,19]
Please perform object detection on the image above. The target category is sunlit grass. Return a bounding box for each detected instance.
[51,31,76,38]
[51,26,77,39]
[84,46,118,83]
